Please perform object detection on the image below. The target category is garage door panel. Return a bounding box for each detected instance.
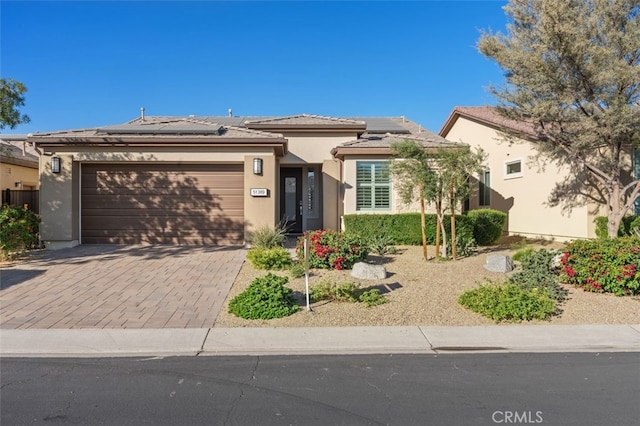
[81,164,244,245]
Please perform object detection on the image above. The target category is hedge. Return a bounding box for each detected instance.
[466,209,507,245]
[342,213,474,246]
[595,215,640,239]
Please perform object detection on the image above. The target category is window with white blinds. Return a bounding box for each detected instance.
[356,161,390,211]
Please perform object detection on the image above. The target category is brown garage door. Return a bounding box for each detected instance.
[81,164,244,245]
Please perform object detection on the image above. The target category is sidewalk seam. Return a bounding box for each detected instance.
[196,328,212,356]
[418,326,434,351]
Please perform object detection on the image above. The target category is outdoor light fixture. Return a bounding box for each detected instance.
[51,156,61,174]
[253,158,263,175]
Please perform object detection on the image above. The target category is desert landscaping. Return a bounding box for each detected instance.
[215,240,640,328]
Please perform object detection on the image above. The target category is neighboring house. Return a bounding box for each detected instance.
[439,106,640,241]
[1,135,40,191]
[29,114,461,249]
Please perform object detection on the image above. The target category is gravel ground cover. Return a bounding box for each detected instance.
[214,240,640,327]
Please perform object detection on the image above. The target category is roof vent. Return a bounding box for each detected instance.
[140,107,145,122]
[228,108,233,117]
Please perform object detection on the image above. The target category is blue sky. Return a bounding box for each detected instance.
[1,0,509,135]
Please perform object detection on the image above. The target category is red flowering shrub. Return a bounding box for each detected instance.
[296,229,369,270]
[560,237,640,296]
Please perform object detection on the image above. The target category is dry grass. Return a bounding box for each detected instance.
[214,240,640,327]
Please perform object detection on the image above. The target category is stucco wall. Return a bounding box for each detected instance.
[281,132,358,164]
[443,117,592,240]
[244,154,277,243]
[1,163,39,190]
[39,154,79,249]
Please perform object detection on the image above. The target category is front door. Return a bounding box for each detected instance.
[280,168,303,233]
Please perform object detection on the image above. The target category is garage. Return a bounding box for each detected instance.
[81,164,244,245]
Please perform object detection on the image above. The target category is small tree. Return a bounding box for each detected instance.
[390,140,437,261]
[435,147,487,259]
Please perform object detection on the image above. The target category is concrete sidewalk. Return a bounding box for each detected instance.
[1,324,639,357]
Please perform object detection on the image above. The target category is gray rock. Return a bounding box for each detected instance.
[350,262,387,280]
[484,254,515,273]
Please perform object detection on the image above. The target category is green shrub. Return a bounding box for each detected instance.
[342,213,475,248]
[249,221,288,248]
[458,283,557,322]
[0,206,40,260]
[228,273,298,319]
[357,288,387,307]
[594,215,640,238]
[289,262,306,278]
[466,209,506,245]
[309,279,387,307]
[560,237,640,296]
[507,249,565,302]
[368,234,396,255]
[246,246,292,270]
[512,247,535,262]
[310,280,360,303]
[296,230,369,270]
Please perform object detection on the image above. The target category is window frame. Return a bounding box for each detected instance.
[479,169,491,207]
[504,158,523,179]
[355,161,391,212]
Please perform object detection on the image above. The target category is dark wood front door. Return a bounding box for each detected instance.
[280,168,303,233]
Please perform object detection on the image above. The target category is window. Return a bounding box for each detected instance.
[479,169,491,206]
[307,170,317,218]
[356,161,390,211]
[504,159,523,179]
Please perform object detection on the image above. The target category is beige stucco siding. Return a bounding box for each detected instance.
[39,154,79,248]
[281,133,358,164]
[1,162,39,190]
[444,117,591,240]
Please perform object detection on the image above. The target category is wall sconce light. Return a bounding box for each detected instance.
[15,181,22,188]
[51,156,61,174]
[253,158,263,175]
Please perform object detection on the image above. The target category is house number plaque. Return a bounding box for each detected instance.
[250,188,269,197]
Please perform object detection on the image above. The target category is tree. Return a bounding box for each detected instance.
[1,78,30,130]
[435,147,487,260]
[478,0,640,238]
[389,140,437,261]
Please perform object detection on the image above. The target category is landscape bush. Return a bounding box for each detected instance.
[0,205,40,260]
[249,221,288,248]
[560,237,640,296]
[246,246,292,270]
[466,209,507,245]
[507,248,565,302]
[309,279,387,307]
[288,262,306,278]
[458,283,557,322]
[296,229,369,270]
[227,273,298,319]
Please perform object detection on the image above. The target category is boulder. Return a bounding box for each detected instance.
[350,262,387,280]
[484,254,515,273]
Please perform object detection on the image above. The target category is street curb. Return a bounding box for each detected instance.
[0,328,208,358]
[1,325,639,358]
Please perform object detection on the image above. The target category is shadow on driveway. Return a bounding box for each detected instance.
[0,269,46,290]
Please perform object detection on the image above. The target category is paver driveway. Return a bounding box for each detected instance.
[0,245,246,329]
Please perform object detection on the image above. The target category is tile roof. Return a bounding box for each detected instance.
[245,114,366,127]
[331,132,465,158]
[0,139,39,168]
[439,106,537,139]
[30,118,285,140]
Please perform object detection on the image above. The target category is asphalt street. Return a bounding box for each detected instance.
[1,352,639,425]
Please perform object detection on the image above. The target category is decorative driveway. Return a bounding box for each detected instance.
[0,245,246,329]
